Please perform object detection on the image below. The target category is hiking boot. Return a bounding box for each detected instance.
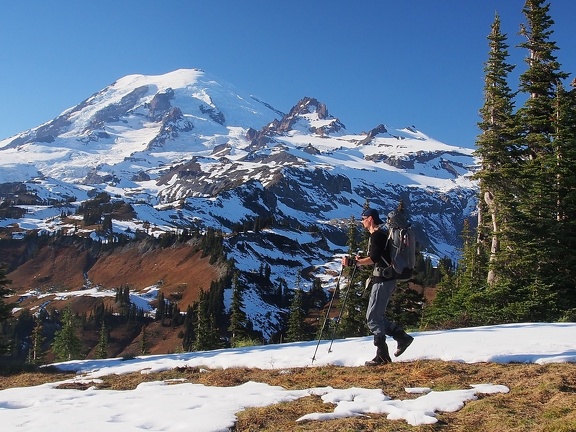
[393,332,413,357]
[365,334,392,366]
[364,355,391,367]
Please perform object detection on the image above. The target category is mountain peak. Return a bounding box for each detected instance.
[261,96,346,137]
[0,67,478,339]
[0,67,477,266]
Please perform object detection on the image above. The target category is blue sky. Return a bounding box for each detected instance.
[1,1,574,148]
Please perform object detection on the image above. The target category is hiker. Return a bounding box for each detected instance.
[342,207,414,366]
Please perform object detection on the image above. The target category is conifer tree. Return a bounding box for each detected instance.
[29,317,46,365]
[337,276,368,338]
[510,0,572,317]
[470,1,576,322]
[387,285,425,329]
[518,1,568,154]
[96,321,108,359]
[346,216,358,255]
[338,216,368,338]
[123,285,130,305]
[474,13,520,286]
[51,306,83,361]
[195,290,212,350]
[228,273,250,346]
[0,266,13,354]
[0,266,12,322]
[140,325,148,355]
[422,220,491,328]
[458,219,487,293]
[156,291,165,323]
[551,79,576,315]
[182,304,196,351]
[307,278,328,310]
[170,304,181,328]
[421,259,459,329]
[286,288,307,342]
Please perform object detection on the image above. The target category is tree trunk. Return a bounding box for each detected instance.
[484,190,500,285]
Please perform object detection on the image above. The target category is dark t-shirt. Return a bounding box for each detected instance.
[368,227,391,268]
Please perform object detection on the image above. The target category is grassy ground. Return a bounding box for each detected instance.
[1,361,575,431]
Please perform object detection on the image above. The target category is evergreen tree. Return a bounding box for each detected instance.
[171,304,181,328]
[346,216,358,254]
[96,321,108,359]
[208,313,222,349]
[469,1,576,322]
[207,277,227,330]
[140,325,148,355]
[123,285,131,305]
[518,1,568,154]
[307,278,328,310]
[264,264,271,281]
[421,221,488,328]
[458,219,487,292]
[195,290,213,350]
[508,0,572,318]
[156,291,165,323]
[286,288,307,342]
[337,247,368,339]
[182,304,196,351]
[337,275,368,338]
[552,80,576,316]
[421,257,464,329]
[10,309,34,359]
[474,13,520,286]
[387,284,425,329]
[29,317,46,365]
[228,273,249,346]
[51,306,83,361]
[275,278,290,308]
[0,266,13,353]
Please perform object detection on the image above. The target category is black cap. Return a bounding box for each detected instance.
[361,208,383,225]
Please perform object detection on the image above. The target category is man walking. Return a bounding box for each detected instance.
[342,207,414,366]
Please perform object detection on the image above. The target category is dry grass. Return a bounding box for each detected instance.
[1,361,575,431]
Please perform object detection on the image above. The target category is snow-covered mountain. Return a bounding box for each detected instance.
[0,68,478,336]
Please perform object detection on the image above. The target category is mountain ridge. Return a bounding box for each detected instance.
[0,68,478,339]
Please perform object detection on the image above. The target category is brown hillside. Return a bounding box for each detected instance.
[3,238,226,358]
[6,242,90,291]
[87,242,224,308]
[4,238,225,335]
[6,241,222,311]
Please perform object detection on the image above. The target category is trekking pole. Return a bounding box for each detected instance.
[327,262,358,353]
[311,264,344,364]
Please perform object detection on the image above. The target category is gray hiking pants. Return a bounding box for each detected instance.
[366,278,399,336]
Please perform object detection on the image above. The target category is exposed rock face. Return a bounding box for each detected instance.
[148,88,174,121]
[199,104,225,125]
[358,124,388,146]
[273,97,345,136]
[147,107,194,149]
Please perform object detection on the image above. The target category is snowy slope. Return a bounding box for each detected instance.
[1,323,574,430]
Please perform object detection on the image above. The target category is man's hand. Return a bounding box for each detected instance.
[341,256,357,267]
